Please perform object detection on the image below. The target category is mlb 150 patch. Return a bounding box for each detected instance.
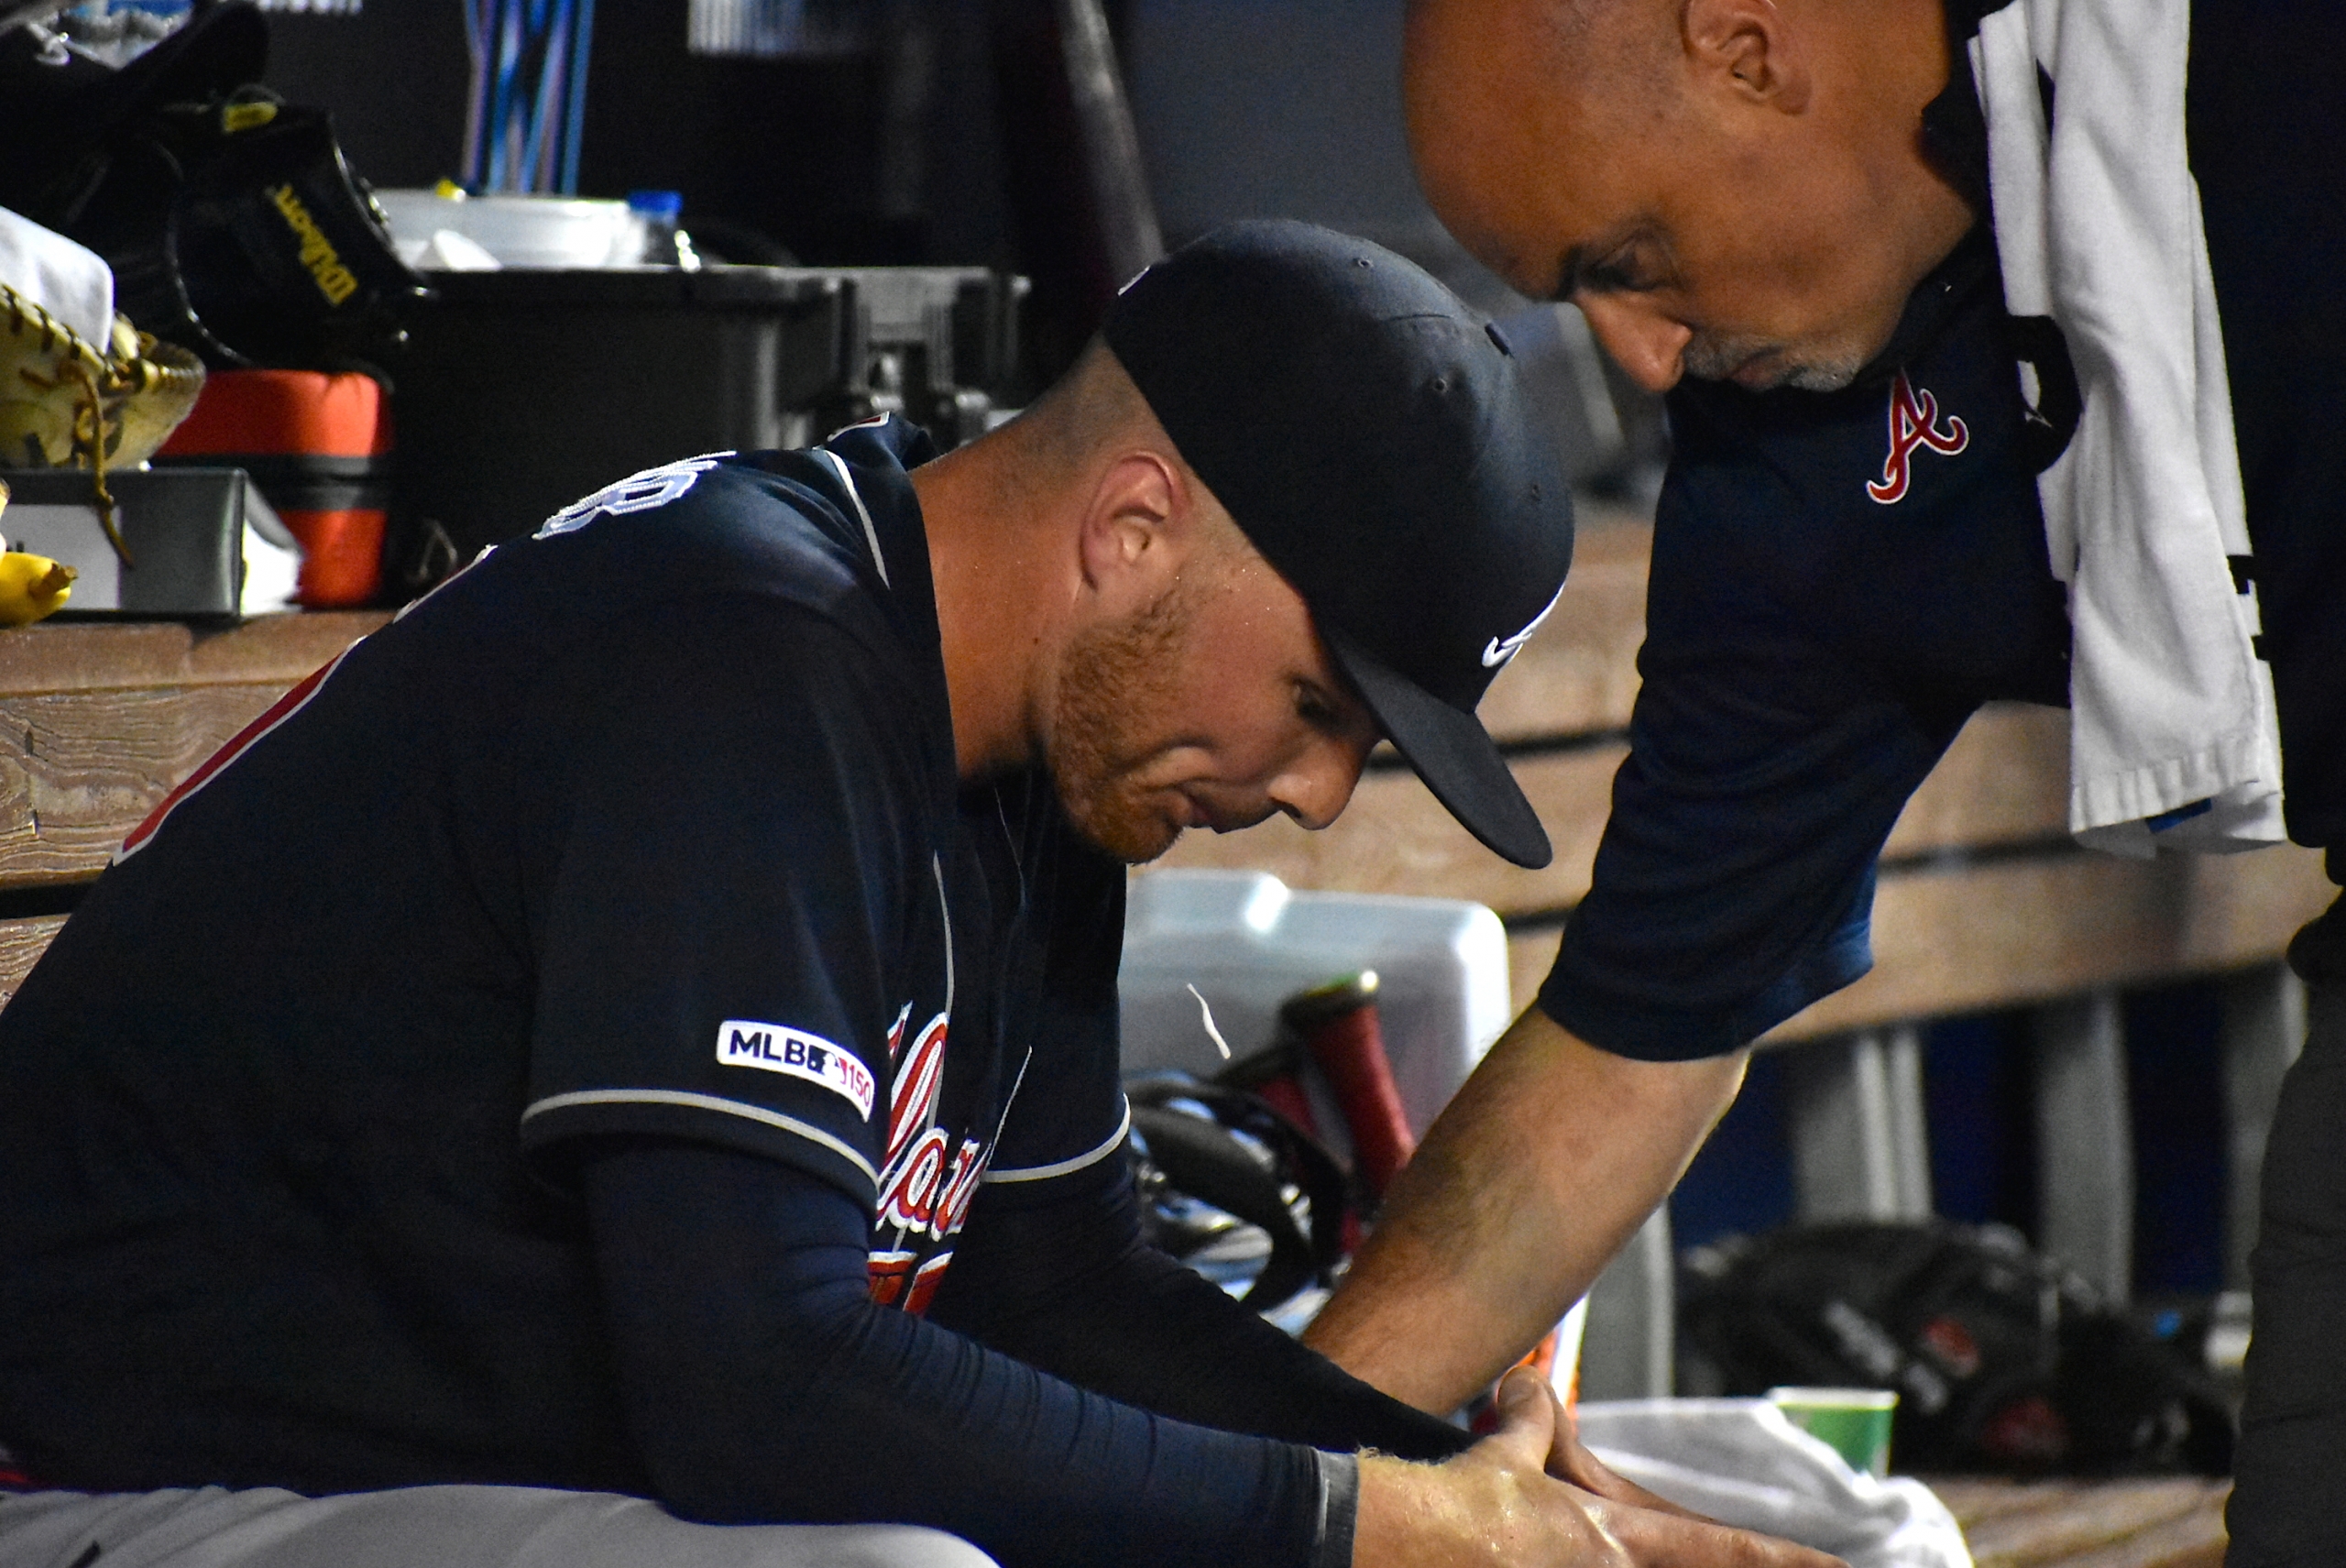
[716,1020,876,1119]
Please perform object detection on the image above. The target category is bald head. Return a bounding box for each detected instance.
[1522,0,1680,99]
[1405,0,1977,393]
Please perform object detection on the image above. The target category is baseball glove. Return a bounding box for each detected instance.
[0,280,204,562]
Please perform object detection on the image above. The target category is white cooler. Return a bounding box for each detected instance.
[1117,868,1586,1393]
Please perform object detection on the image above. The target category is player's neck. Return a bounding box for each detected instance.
[909,438,1062,782]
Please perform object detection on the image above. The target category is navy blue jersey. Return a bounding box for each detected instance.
[0,417,1129,1493]
[1542,0,2346,1059]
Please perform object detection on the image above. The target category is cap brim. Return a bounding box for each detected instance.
[1322,625,1551,870]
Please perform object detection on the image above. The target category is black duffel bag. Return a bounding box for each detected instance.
[1679,1220,2234,1475]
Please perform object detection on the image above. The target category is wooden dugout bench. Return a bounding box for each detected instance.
[0,611,389,1005]
[1929,1476,2232,1568]
[0,524,2319,1087]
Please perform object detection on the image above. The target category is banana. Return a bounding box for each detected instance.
[0,487,78,627]
[0,551,78,626]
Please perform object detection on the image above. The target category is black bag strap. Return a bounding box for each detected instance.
[1127,1076,1353,1310]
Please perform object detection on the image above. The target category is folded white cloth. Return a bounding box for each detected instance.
[1971,0,2286,856]
[239,488,304,617]
[1578,1398,1971,1568]
[0,203,115,348]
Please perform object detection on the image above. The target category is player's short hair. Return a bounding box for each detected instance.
[1014,337,1155,469]
[984,338,1250,563]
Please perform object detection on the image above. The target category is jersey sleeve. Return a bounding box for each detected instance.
[585,1139,1336,1568]
[515,596,939,1201]
[1540,646,1968,1062]
[930,1135,1472,1464]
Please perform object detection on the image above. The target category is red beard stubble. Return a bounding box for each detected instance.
[1047,578,1196,864]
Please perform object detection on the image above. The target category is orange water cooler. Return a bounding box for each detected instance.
[156,369,391,608]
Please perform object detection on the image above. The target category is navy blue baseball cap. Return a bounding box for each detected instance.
[1102,221,1574,869]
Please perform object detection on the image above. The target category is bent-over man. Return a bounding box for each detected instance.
[1306,4,2344,1563]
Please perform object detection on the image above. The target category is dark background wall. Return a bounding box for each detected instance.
[261,0,1013,267]
[258,2,469,191]
[259,0,1507,282]
[258,0,1519,391]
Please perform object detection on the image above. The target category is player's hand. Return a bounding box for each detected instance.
[1543,1398,1710,1522]
[1353,1368,1846,1567]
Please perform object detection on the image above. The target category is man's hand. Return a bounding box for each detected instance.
[1546,1402,1708,1523]
[1305,1006,1748,1413]
[1354,1369,1845,1567]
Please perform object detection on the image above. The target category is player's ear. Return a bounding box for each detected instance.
[1684,0,1810,114]
[1075,448,1189,609]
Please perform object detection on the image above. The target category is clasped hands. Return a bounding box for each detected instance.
[1354,1368,1848,1568]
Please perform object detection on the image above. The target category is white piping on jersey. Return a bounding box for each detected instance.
[991,787,1028,906]
[392,543,494,622]
[877,852,959,1196]
[521,1088,879,1191]
[981,1096,1132,1185]
[820,448,890,588]
[986,1047,1036,1157]
[932,853,954,1014]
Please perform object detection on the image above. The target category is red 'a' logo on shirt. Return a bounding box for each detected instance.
[1867,370,1969,504]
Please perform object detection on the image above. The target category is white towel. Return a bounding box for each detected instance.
[0,203,115,349]
[1577,1398,1972,1568]
[1971,0,2286,856]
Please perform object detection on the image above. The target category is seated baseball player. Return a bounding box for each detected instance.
[0,224,1836,1568]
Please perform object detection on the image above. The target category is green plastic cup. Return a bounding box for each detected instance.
[1767,1386,1899,1476]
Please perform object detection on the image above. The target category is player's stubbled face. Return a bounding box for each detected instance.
[1049,554,1378,864]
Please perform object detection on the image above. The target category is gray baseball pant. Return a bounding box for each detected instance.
[0,1485,997,1568]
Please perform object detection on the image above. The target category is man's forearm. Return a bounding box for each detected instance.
[1304,1006,1747,1413]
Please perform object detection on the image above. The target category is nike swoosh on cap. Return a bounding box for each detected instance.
[1480,581,1566,669]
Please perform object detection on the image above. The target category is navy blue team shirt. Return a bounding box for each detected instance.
[1541,0,2346,1060]
[0,417,1468,1565]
